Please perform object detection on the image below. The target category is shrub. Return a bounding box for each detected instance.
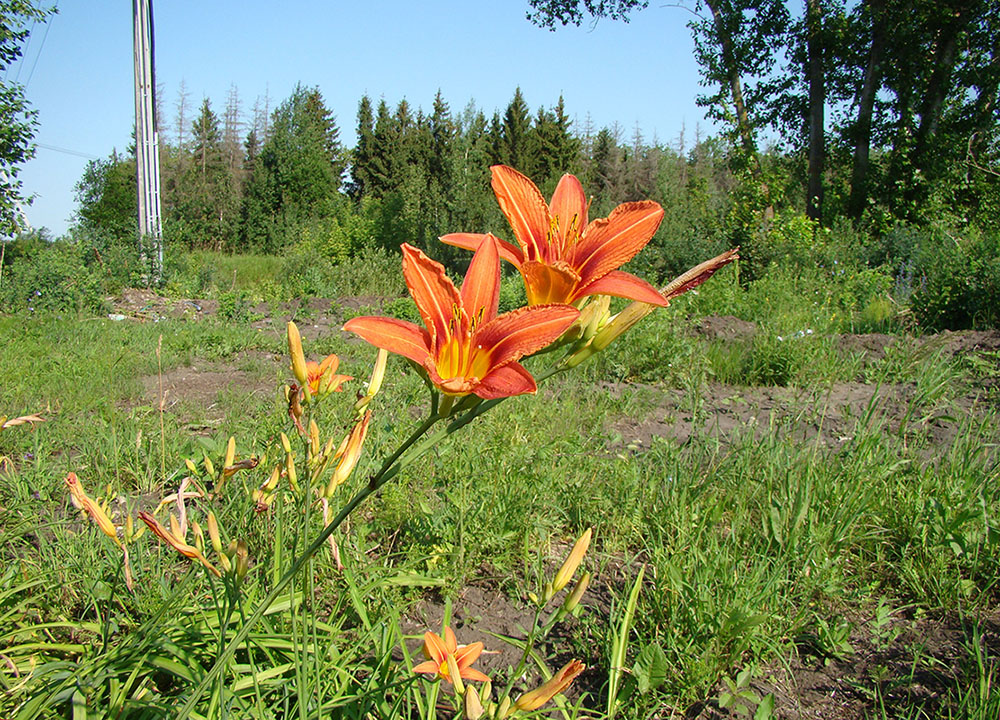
[0,235,110,314]
[910,227,1000,330]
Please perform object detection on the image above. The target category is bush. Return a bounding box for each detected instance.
[910,227,1000,330]
[0,234,111,314]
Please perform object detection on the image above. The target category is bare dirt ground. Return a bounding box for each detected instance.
[115,291,1000,718]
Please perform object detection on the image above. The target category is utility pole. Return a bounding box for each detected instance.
[133,0,163,284]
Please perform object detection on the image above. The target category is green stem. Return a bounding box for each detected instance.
[177,411,445,718]
[177,358,568,717]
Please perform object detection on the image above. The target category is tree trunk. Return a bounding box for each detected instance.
[704,0,761,175]
[848,0,887,220]
[806,0,825,223]
[908,5,966,188]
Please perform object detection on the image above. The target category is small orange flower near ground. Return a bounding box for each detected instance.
[305,354,352,397]
[413,626,490,684]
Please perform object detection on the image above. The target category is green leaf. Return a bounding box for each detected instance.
[633,643,667,694]
[754,693,775,720]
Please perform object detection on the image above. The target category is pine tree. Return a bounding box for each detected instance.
[239,85,345,251]
[500,87,536,176]
[349,94,376,200]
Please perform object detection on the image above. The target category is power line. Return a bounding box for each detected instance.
[35,142,99,160]
[24,1,57,90]
[12,17,38,83]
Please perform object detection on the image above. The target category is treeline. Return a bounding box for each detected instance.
[75,85,651,266]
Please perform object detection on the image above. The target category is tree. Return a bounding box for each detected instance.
[239,85,345,251]
[74,151,137,243]
[349,94,376,200]
[0,2,56,234]
[499,87,536,176]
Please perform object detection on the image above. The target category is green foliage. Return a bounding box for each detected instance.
[909,227,1000,330]
[0,1,55,234]
[0,234,115,314]
[74,151,137,244]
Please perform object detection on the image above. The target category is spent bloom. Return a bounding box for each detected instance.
[513,659,585,712]
[345,238,578,399]
[442,165,666,307]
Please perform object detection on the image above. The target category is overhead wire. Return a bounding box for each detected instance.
[24,1,57,89]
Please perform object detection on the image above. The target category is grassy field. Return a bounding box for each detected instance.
[1,256,999,719]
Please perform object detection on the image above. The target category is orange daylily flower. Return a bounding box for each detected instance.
[344,238,579,399]
[305,354,352,397]
[138,511,222,577]
[514,659,585,712]
[413,626,490,684]
[442,165,666,307]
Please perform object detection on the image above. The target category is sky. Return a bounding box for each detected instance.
[16,1,716,237]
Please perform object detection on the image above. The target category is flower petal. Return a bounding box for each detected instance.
[455,641,484,670]
[577,270,668,306]
[402,243,462,343]
[423,631,448,663]
[413,660,441,675]
[476,362,537,399]
[548,173,588,252]
[460,234,501,328]
[461,667,491,683]
[343,316,431,365]
[572,201,663,283]
[521,260,581,306]
[440,232,524,267]
[475,304,580,370]
[491,165,549,262]
[443,626,458,654]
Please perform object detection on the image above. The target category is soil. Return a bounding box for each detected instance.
[111,291,1000,718]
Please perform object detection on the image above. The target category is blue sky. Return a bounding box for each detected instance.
[18,1,715,236]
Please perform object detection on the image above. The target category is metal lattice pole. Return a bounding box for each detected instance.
[132,0,163,284]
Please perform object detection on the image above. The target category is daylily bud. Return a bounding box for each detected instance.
[265,465,281,490]
[497,696,511,718]
[367,349,388,398]
[190,519,204,553]
[286,453,298,491]
[207,511,222,553]
[185,458,199,475]
[287,322,309,386]
[465,683,484,719]
[280,432,292,455]
[203,454,216,480]
[514,660,585,712]
[219,552,232,573]
[65,472,121,548]
[234,540,249,580]
[447,653,465,695]
[326,410,371,496]
[552,528,592,594]
[138,511,221,577]
[586,296,612,339]
[169,512,184,541]
[561,572,590,615]
[309,419,320,457]
[591,301,655,353]
[224,436,235,469]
